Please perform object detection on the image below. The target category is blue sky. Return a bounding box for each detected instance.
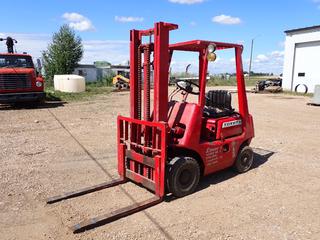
[0,0,319,74]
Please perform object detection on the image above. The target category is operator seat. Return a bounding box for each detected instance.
[203,90,234,118]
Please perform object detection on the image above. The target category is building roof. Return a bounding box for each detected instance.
[284,25,320,34]
[110,65,130,69]
[76,64,97,69]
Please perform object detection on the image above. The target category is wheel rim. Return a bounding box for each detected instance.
[240,152,252,170]
[179,169,193,188]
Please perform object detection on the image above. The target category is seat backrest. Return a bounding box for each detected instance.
[205,90,232,110]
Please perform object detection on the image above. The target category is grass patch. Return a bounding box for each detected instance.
[283,90,313,97]
[207,76,271,87]
[45,80,113,102]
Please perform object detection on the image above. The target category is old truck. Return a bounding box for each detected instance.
[0,37,45,104]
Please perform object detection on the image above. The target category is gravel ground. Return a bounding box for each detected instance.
[0,88,319,240]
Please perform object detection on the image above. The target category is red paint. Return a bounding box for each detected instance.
[47,22,255,231]
[0,53,45,103]
[117,22,254,198]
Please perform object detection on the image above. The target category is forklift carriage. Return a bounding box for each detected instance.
[47,22,254,233]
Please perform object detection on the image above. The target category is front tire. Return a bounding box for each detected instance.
[233,146,254,173]
[115,82,121,89]
[122,82,129,90]
[167,157,200,197]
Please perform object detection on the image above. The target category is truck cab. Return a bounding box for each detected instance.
[0,53,45,104]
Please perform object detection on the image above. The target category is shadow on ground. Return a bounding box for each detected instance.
[0,101,65,110]
[165,147,275,202]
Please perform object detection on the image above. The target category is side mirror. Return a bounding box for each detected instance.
[36,59,42,77]
[36,58,42,70]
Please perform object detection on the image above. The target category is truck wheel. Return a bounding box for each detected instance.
[167,157,200,197]
[233,146,254,173]
[37,97,46,105]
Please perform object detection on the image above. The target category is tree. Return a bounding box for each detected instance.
[94,61,111,67]
[42,25,83,84]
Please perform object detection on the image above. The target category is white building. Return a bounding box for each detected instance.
[74,64,129,82]
[74,64,102,82]
[283,25,320,93]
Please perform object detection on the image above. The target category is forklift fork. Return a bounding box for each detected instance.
[46,179,162,233]
[46,178,125,204]
[47,116,167,233]
[47,22,174,233]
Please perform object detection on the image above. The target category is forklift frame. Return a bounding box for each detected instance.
[47,22,254,233]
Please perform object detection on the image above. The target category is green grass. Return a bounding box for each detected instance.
[283,90,313,97]
[207,76,271,87]
[45,80,113,102]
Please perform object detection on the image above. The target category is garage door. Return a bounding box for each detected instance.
[293,41,320,93]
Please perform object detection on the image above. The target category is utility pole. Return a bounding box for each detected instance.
[248,38,254,83]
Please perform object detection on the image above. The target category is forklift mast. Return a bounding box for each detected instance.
[130,22,178,122]
[129,22,250,127]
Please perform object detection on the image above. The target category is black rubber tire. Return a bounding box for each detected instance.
[294,84,308,94]
[167,157,200,197]
[233,146,254,173]
[37,97,46,105]
[122,82,129,89]
[115,82,121,89]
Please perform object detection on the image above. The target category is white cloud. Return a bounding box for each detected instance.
[82,40,129,64]
[254,51,284,64]
[255,54,269,63]
[115,16,144,23]
[270,50,284,58]
[250,50,285,74]
[212,14,241,25]
[62,12,84,22]
[0,32,50,59]
[62,12,95,32]
[169,0,204,4]
[0,32,129,65]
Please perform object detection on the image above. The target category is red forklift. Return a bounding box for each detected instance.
[47,22,254,233]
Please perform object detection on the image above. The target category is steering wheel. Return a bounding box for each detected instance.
[176,80,200,95]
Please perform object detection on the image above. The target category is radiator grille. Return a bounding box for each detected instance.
[0,74,32,90]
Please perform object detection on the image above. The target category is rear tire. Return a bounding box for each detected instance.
[233,146,254,173]
[167,157,200,197]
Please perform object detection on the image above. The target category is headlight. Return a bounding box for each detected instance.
[36,81,43,87]
[207,43,217,62]
[207,43,216,53]
[207,52,217,62]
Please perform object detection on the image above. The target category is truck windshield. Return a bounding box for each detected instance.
[0,55,34,68]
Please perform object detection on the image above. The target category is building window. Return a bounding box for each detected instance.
[78,70,87,76]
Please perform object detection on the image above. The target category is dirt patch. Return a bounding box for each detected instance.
[0,88,319,240]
